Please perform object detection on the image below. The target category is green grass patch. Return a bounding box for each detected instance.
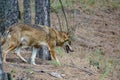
[89,49,113,79]
[49,60,61,66]
[51,0,75,12]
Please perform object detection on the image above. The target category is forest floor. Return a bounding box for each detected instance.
[3,2,120,80]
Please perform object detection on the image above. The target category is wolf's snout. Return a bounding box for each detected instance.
[65,44,74,53]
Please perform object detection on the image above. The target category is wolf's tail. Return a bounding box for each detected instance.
[0,28,10,46]
[1,37,6,45]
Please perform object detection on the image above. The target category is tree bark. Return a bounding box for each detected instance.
[38,45,51,60]
[0,43,3,80]
[0,0,6,35]
[43,0,50,27]
[0,0,19,35]
[35,0,50,27]
[0,0,18,79]
[5,0,19,27]
[23,0,31,24]
[0,43,11,80]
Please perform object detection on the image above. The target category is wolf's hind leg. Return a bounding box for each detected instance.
[15,47,28,63]
[2,44,17,63]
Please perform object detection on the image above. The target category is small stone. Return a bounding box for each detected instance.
[49,72,62,78]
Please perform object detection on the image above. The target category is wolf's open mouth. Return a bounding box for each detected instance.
[65,45,74,53]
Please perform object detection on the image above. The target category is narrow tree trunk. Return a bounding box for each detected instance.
[0,43,3,80]
[5,0,19,27]
[0,43,11,80]
[0,0,19,35]
[23,0,31,24]
[35,0,44,25]
[35,0,50,26]
[43,0,50,27]
[0,0,6,35]
[38,45,51,60]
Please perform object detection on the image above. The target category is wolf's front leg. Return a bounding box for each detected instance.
[50,49,60,65]
[31,47,38,65]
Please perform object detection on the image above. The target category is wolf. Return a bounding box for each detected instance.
[1,24,74,65]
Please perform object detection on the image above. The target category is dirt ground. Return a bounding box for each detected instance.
[3,2,120,80]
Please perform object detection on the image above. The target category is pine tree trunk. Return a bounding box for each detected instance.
[35,0,44,25]
[0,43,11,80]
[0,0,6,35]
[0,0,18,79]
[5,0,19,27]
[43,0,50,27]
[23,0,31,24]
[0,43,3,80]
[0,0,19,34]
[35,0,50,26]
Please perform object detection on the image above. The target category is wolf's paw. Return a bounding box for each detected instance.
[3,58,7,63]
[30,61,37,65]
[23,59,28,63]
[56,59,61,66]
[3,60,7,63]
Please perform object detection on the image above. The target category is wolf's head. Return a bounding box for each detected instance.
[57,32,74,53]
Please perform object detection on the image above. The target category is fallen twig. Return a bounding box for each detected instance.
[64,64,96,75]
[64,60,96,75]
